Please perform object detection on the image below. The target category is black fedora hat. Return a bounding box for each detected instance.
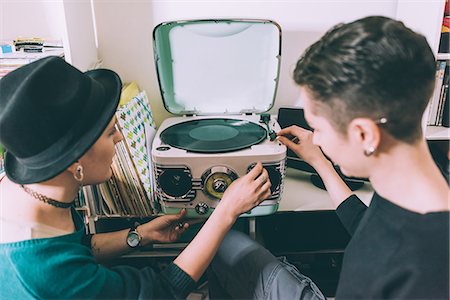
[0,56,122,184]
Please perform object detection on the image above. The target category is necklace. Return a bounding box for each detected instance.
[20,185,75,209]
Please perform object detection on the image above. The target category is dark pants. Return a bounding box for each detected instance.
[208,230,325,300]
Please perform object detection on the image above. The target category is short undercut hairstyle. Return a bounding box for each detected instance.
[294,16,436,144]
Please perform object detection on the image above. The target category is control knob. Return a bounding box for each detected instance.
[213,178,227,193]
[201,166,238,200]
[195,202,209,215]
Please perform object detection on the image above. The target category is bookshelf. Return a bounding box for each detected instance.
[424,1,449,190]
[0,47,65,79]
[425,56,449,139]
[426,125,450,140]
[437,53,450,60]
[425,1,449,141]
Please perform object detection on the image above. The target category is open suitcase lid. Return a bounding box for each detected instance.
[153,19,281,115]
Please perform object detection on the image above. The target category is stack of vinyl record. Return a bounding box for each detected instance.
[79,89,157,218]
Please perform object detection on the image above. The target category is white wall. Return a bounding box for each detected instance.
[396,0,445,55]
[0,0,98,71]
[93,1,166,122]
[94,0,405,126]
[2,0,444,126]
[1,0,65,41]
[61,0,98,71]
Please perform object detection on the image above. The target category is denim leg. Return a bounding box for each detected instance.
[208,230,325,300]
[207,262,233,299]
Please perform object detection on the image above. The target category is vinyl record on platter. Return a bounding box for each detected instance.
[160,118,267,153]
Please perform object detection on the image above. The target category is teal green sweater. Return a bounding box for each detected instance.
[0,208,195,299]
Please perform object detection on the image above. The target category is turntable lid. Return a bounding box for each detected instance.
[153,19,281,115]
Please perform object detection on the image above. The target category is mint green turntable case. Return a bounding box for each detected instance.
[152,19,283,217]
[153,19,281,115]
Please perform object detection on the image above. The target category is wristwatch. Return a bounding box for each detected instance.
[126,223,142,248]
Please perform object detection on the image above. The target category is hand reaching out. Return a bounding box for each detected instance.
[138,209,190,245]
[171,163,271,282]
[217,162,272,219]
[277,125,328,169]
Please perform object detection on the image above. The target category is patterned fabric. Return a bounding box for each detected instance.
[116,91,156,205]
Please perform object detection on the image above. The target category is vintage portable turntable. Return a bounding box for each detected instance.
[151,19,287,217]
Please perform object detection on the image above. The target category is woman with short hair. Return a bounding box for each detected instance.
[209,16,449,299]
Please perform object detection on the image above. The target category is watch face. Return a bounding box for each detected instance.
[127,231,140,248]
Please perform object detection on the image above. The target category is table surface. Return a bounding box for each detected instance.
[278,168,374,212]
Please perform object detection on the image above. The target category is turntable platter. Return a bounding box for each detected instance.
[160,118,267,153]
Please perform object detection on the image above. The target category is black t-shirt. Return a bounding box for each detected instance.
[335,193,449,299]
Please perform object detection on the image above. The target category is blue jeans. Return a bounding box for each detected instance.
[208,230,326,300]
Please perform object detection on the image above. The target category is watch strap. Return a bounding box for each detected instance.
[129,221,139,232]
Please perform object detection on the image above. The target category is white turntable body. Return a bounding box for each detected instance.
[151,19,286,217]
[152,115,286,217]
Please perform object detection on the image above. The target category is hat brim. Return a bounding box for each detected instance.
[5,69,122,184]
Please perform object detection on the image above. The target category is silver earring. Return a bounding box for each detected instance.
[363,146,376,157]
[74,165,84,182]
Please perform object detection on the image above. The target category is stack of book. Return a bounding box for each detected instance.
[0,41,64,79]
[13,38,44,53]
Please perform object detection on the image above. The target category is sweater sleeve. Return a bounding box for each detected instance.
[336,194,368,236]
[161,262,197,297]
[7,236,196,299]
[110,262,196,299]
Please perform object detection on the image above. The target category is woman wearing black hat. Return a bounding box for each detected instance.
[0,56,272,299]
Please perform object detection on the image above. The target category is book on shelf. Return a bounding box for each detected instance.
[428,60,449,126]
[436,61,449,127]
[441,86,450,127]
[437,84,448,126]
